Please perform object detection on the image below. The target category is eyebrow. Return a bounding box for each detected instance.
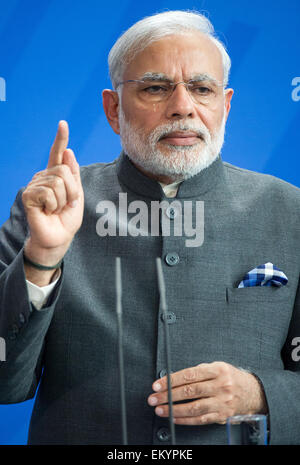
[190,74,222,86]
[139,72,172,82]
[138,72,223,86]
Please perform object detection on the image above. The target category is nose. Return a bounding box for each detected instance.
[165,82,196,120]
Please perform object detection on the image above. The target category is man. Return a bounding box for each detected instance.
[0,10,300,445]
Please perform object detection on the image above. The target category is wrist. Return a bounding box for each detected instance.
[24,237,69,267]
[23,237,66,287]
[241,369,268,415]
[249,372,268,414]
[23,252,63,271]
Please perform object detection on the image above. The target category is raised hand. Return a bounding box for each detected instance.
[22,121,84,279]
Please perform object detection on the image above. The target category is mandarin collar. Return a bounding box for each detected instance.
[116,151,225,200]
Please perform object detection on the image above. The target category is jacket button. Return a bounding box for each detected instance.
[160,312,176,324]
[157,427,170,442]
[159,369,167,378]
[159,368,173,378]
[165,252,179,266]
[165,206,178,219]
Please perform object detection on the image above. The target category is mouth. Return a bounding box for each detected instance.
[159,131,204,146]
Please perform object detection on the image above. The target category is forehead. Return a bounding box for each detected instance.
[123,32,224,82]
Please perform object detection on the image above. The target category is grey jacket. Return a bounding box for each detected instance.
[0,153,300,445]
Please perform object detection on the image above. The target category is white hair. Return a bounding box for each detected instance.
[108,10,231,89]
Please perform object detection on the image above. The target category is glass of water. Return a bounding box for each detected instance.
[227,414,268,445]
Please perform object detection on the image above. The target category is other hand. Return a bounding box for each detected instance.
[147,361,267,425]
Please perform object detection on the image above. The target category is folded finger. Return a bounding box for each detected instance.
[33,164,79,207]
[24,185,58,215]
[148,379,217,407]
[31,175,68,213]
[152,363,218,393]
[173,412,220,426]
[154,397,216,419]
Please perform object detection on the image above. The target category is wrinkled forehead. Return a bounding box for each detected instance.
[122,32,224,83]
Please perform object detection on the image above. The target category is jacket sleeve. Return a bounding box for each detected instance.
[253,279,300,445]
[0,189,63,403]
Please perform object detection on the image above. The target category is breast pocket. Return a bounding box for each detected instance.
[223,285,292,369]
[226,285,290,303]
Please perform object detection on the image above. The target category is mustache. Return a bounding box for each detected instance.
[149,122,211,145]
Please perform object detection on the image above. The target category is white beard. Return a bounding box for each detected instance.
[118,106,226,181]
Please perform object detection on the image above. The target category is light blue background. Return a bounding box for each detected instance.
[0,0,299,444]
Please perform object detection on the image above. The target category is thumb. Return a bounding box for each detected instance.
[62,148,81,180]
[62,149,83,209]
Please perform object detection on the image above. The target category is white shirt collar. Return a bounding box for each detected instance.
[158,180,182,198]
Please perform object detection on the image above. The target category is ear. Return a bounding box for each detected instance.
[102,89,120,134]
[224,88,234,121]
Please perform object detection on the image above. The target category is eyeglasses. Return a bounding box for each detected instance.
[115,78,225,105]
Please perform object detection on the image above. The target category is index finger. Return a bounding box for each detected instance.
[48,120,69,168]
[152,363,218,392]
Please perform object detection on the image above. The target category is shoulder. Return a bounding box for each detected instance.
[79,159,117,178]
[79,158,118,189]
[223,161,300,205]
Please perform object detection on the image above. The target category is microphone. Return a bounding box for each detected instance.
[116,257,128,445]
[156,257,176,445]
